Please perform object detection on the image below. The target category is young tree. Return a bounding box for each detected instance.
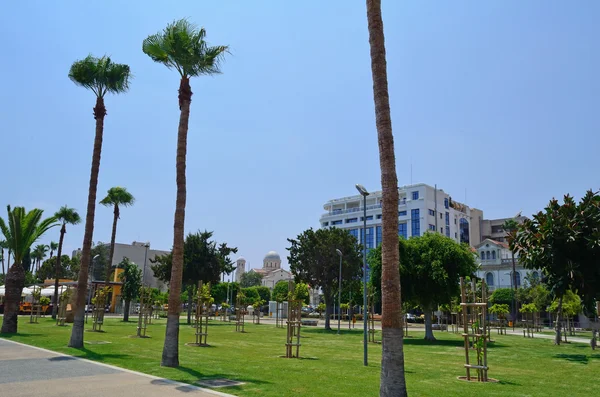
[287,227,362,330]
[0,206,57,333]
[273,280,291,302]
[365,0,406,393]
[370,233,477,340]
[117,257,142,322]
[240,271,263,288]
[512,191,600,345]
[143,19,228,367]
[68,55,131,348]
[294,282,310,305]
[52,206,81,319]
[100,187,135,283]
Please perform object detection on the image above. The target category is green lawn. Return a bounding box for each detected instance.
[1,316,598,397]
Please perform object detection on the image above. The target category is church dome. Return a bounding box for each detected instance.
[237,256,246,262]
[263,251,280,261]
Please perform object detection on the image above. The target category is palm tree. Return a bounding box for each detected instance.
[0,239,7,276]
[100,187,135,283]
[49,241,58,258]
[52,206,81,319]
[365,1,407,395]
[143,19,228,367]
[0,206,58,333]
[67,55,131,348]
[32,244,49,273]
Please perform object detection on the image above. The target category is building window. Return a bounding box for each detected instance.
[440,213,443,219]
[360,216,373,221]
[398,223,407,239]
[455,232,457,238]
[486,272,494,286]
[411,209,420,237]
[360,227,374,249]
[412,191,419,200]
[376,214,382,219]
[348,229,359,240]
[440,227,444,234]
[428,209,435,216]
[491,251,496,260]
[460,218,470,244]
[486,251,491,260]
[399,211,407,216]
[346,218,358,223]
[444,198,449,209]
[322,222,328,227]
[512,271,521,287]
[445,212,450,237]
[331,220,342,226]
[454,218,457,225]
[376,226,382,247]
[429,224,436,231]
[480,251,486,260]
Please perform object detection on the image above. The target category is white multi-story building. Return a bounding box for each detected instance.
[319,183,484,249]
[475,238,540,291]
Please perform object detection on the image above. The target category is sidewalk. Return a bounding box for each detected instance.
[502,329,592,345]
[0,338,233,397]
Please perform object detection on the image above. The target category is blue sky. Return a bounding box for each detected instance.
[1,1,598,275]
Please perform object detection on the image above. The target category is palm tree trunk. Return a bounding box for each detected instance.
[366,1,407,395]
[106,204,120,283]
[161,77,191,368]
[52,223,66,320]
[1,262,25,333]
[7,250,11,268]
[69,96,106,348]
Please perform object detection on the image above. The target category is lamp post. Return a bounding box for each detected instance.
[356,183,369,366]
[86,254,100,324]
[137,242,150,337]
[336,249,343,335]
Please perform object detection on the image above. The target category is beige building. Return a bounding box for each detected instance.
[480,215,528,243]
[248,251,293,288]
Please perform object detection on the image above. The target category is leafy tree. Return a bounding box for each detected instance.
[255,286,271,303]
[150,231,237,324]
[273,280,291,302]
[52,206,81,319]
[287,227,362,330]
[512,191,600,345]
[370,233,477,340]
[241,287,260,303]
[0,206,57,333]
[217,243,238,280]
[211,282,239,305]
[489,304,510,321]
[520,303,538,314]
[294,282,310,305]
[549,290,582,319]
[68,55,131,348]
[100,187,135,283]
[37,255,78,282]
[117,258,142,322]
[489,288,515,306]
[143,19,228,367]
[240,271,263,288]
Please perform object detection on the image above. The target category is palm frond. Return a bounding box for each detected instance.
[69,55,132,97]
[54,206,81,225]
[143,18,228,78]
[100,187,135,207]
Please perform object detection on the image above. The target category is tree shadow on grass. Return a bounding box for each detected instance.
[157,366,271,389]
[68,347,130,362]
[552,353,600,364]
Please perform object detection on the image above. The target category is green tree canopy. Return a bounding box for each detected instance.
[117,257,142,322]
[37,255,80,282]
[240,271,263,288]
[369,233,477,340]
[489,288,515,305]
[273,280,291,302]
[287,227,362,330]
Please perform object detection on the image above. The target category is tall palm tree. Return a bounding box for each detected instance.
[52,206,81,319]
[143,19,228,367]
[67,55,131,348]
[32,244,49,273]
[0,239,7,276]
[365,1,407,395]
[49,241,59,259]
[0,206,57,333]
[100,187,135,283]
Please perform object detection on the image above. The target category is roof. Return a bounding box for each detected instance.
[476,238,510,250]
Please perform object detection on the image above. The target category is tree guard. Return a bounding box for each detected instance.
[459,277,489,382]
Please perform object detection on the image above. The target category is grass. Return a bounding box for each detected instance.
[1,316,599,397]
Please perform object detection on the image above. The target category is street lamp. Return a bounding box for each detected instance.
[336,249,343,335]
[137,242,150,337]
[355,183,369,366]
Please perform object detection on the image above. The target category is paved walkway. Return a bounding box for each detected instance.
[503,329,592,345]
[0,338,233,397]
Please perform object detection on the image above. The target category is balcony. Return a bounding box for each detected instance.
[322,198,407,217]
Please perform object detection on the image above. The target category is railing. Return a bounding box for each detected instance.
[324,198,407,216]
